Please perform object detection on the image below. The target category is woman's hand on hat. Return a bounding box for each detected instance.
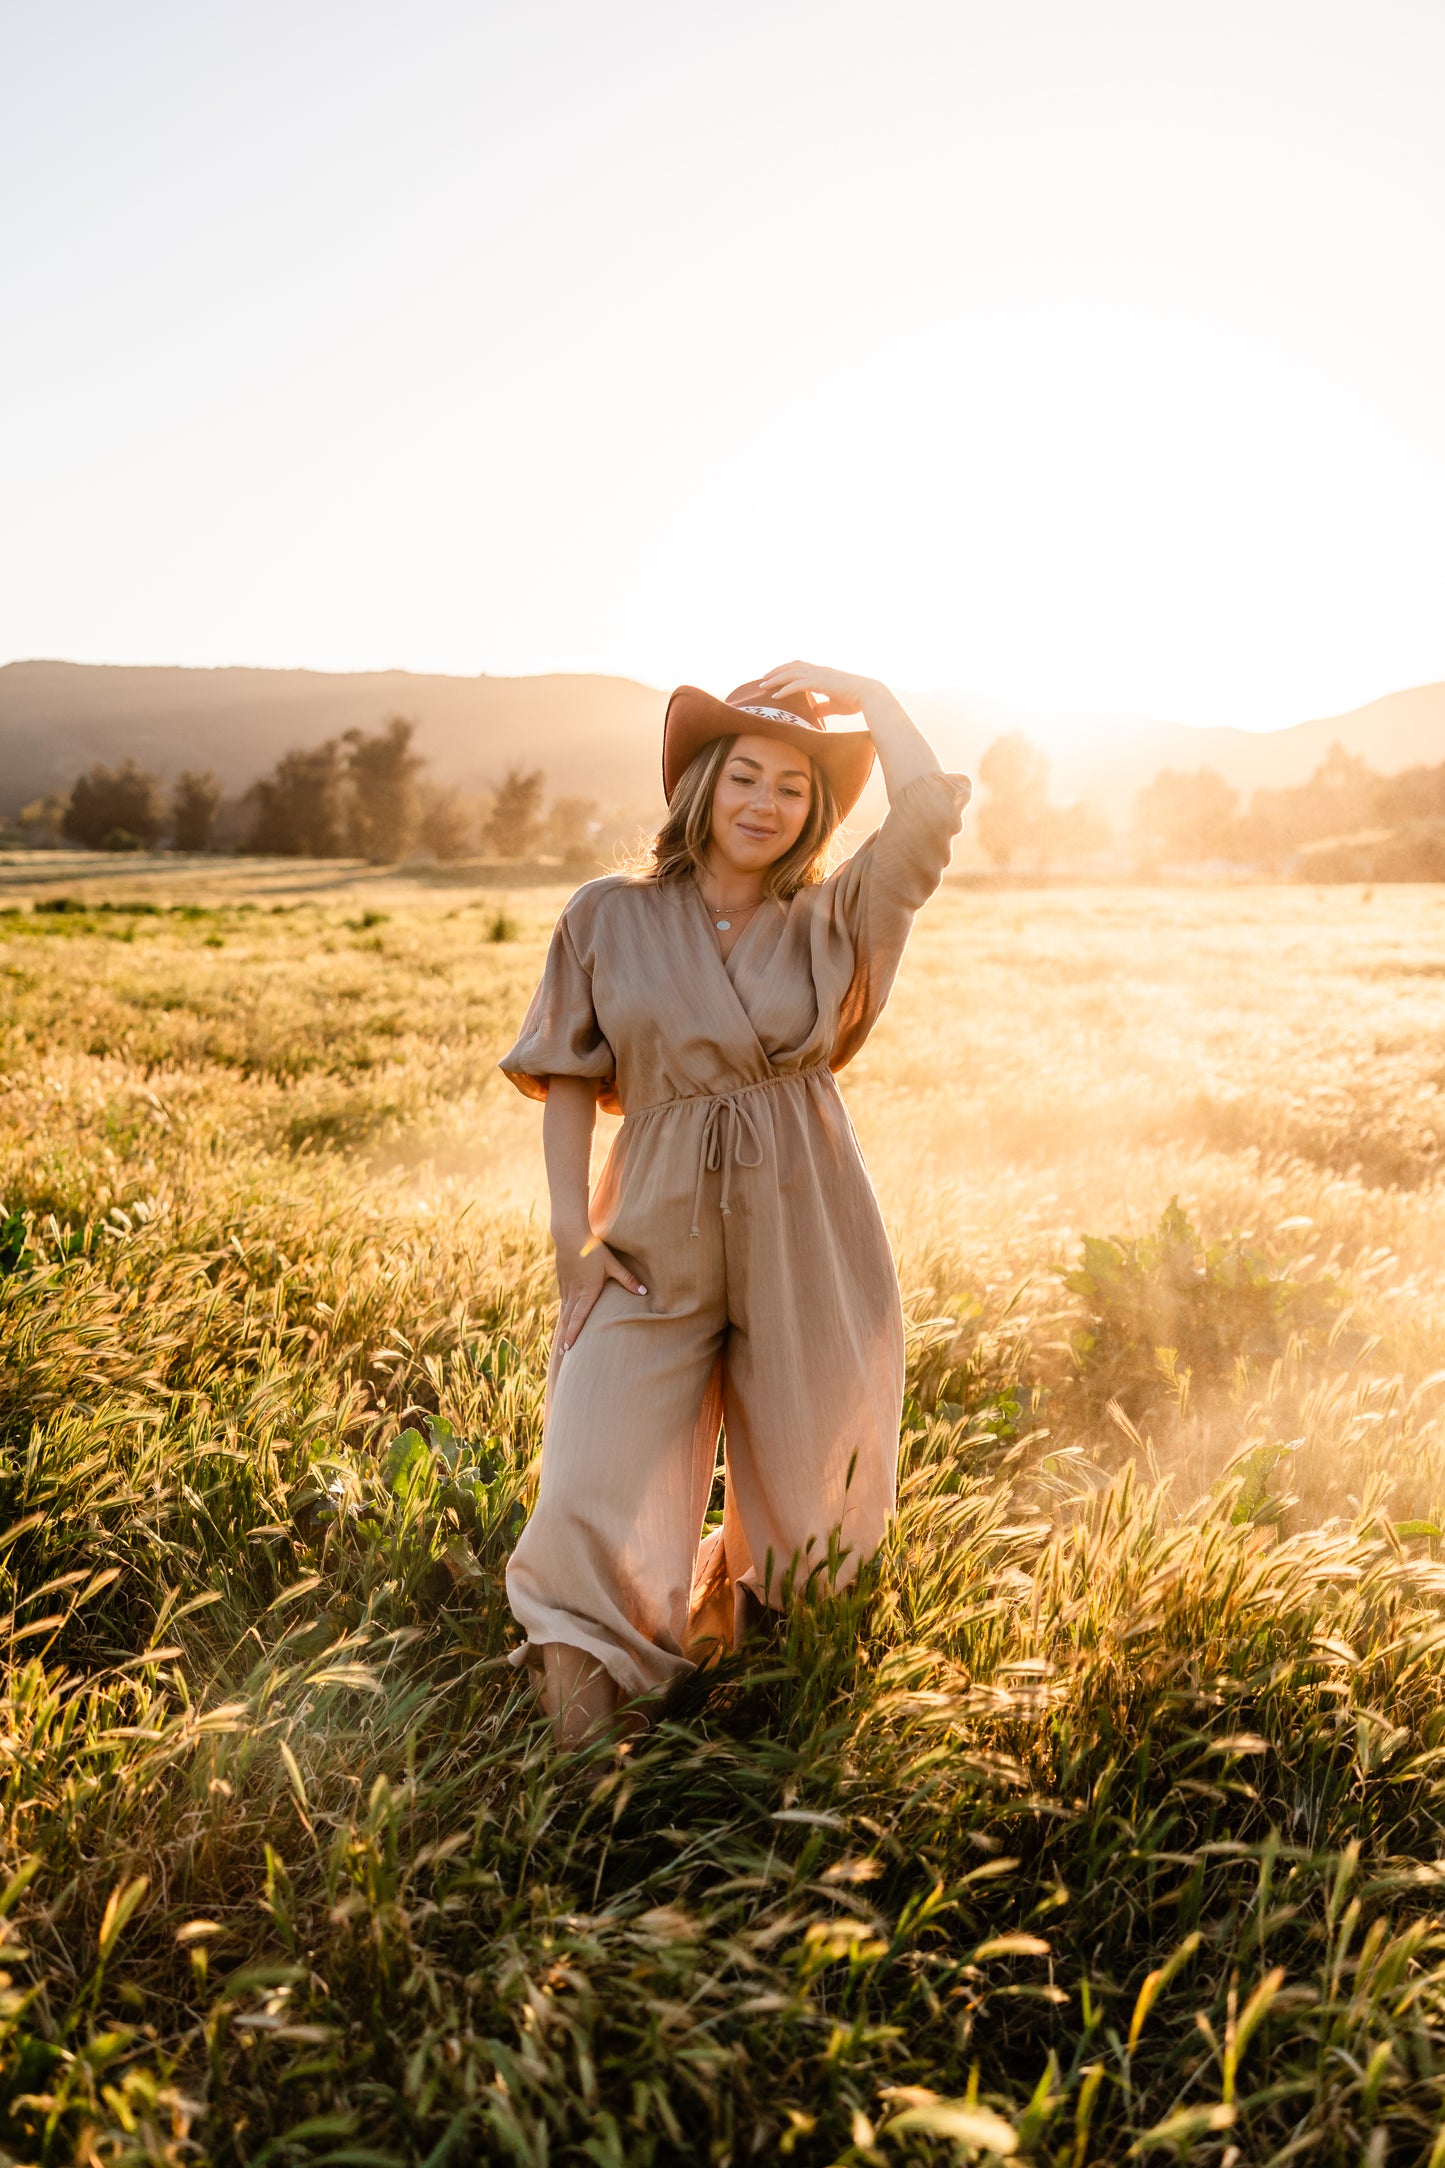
[756,662,882,719]
[763,664,944,797]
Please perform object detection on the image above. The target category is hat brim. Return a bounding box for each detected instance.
[663,686,876,820]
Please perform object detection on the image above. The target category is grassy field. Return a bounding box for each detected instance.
[2,868,1445,2165]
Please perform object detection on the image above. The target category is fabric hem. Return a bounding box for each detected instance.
[507,1632,695,1705]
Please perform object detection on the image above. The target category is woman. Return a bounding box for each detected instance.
[500,663,970,1744]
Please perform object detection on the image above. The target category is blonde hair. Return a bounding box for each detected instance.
[646,735,841,899]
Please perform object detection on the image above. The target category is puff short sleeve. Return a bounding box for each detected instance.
[499,899,619,1113]
[825,769,972,1071]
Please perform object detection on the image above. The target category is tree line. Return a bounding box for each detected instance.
[1133,743,1445,871]
[14,715,1445,875]
[11,718,603,865]
[973,731,1445,875]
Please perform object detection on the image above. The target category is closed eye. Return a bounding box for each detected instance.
[728,767,809,795]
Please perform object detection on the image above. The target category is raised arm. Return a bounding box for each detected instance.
[755,663,943,801]
[754,664,970,1073]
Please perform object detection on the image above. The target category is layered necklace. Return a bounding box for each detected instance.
[696,879,766,934]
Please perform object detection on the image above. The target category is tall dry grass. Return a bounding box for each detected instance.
[0,879,1444,2163]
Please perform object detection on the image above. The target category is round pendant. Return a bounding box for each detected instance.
[715,918,731,931]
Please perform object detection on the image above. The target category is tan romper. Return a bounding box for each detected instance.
[499,770,969,1699]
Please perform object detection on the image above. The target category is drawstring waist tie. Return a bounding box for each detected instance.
[625,1066,829,1238]
[691,1092,764,1235]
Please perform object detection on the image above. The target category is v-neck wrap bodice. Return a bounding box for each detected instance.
[499,770,969,1700]
[502,770,968,1252]
[502,769,969,1111]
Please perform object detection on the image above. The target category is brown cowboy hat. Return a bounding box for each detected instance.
[663,678,876,819]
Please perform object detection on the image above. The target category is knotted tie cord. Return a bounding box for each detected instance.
[690,1091,766,1238]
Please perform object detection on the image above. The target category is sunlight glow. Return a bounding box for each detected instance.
[2,0,1443,731]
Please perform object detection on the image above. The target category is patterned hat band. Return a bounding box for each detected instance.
[663,680,874,817]
[731,702,822,731]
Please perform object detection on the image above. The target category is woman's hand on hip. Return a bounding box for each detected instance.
[553,1226,647,1350]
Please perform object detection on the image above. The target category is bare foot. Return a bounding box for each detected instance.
[683,1570,735,1668]
[542,1642,619,1748]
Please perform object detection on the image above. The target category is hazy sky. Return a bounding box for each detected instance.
[3,0,1443,727]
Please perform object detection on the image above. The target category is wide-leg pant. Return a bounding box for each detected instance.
[506,1068,905,1700]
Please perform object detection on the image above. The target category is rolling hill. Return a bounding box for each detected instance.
[910,679,1445,808]
[1,660,1442,824]
[0,663,668,816]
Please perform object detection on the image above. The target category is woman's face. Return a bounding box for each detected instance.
[708,732,814,875]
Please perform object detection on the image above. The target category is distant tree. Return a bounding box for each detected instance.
[416,783,476,862]
[1314,741,1374,798]
[1135,767,1239,863]
[244,742,347,856]
[344,716,424,862]
[976,733,1050,868]
[172,769,222,852]
[16,795,67,847]
[543,795,599,859]
[1039,799,1112,866]
[483,766,546,858]
[1237,743,1377,867]
[62,759,165,850]
[1374,759,1445,825]
[1372,825,1445,880]
[207,794,250,853]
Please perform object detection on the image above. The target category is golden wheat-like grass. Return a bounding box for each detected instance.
[0,876,1444,2163]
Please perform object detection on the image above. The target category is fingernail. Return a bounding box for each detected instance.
[637,1285,647,1295]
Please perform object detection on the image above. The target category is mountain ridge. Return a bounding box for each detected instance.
[2,660,1441,819]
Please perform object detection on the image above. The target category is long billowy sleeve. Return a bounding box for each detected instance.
[824,769,971,1071]
[498,903,619,1112]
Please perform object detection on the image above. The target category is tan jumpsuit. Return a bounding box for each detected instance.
[499,770,969,1700]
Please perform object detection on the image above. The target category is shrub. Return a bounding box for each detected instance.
[0,1208,32,1276]
[1063,1197,1339,1420]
